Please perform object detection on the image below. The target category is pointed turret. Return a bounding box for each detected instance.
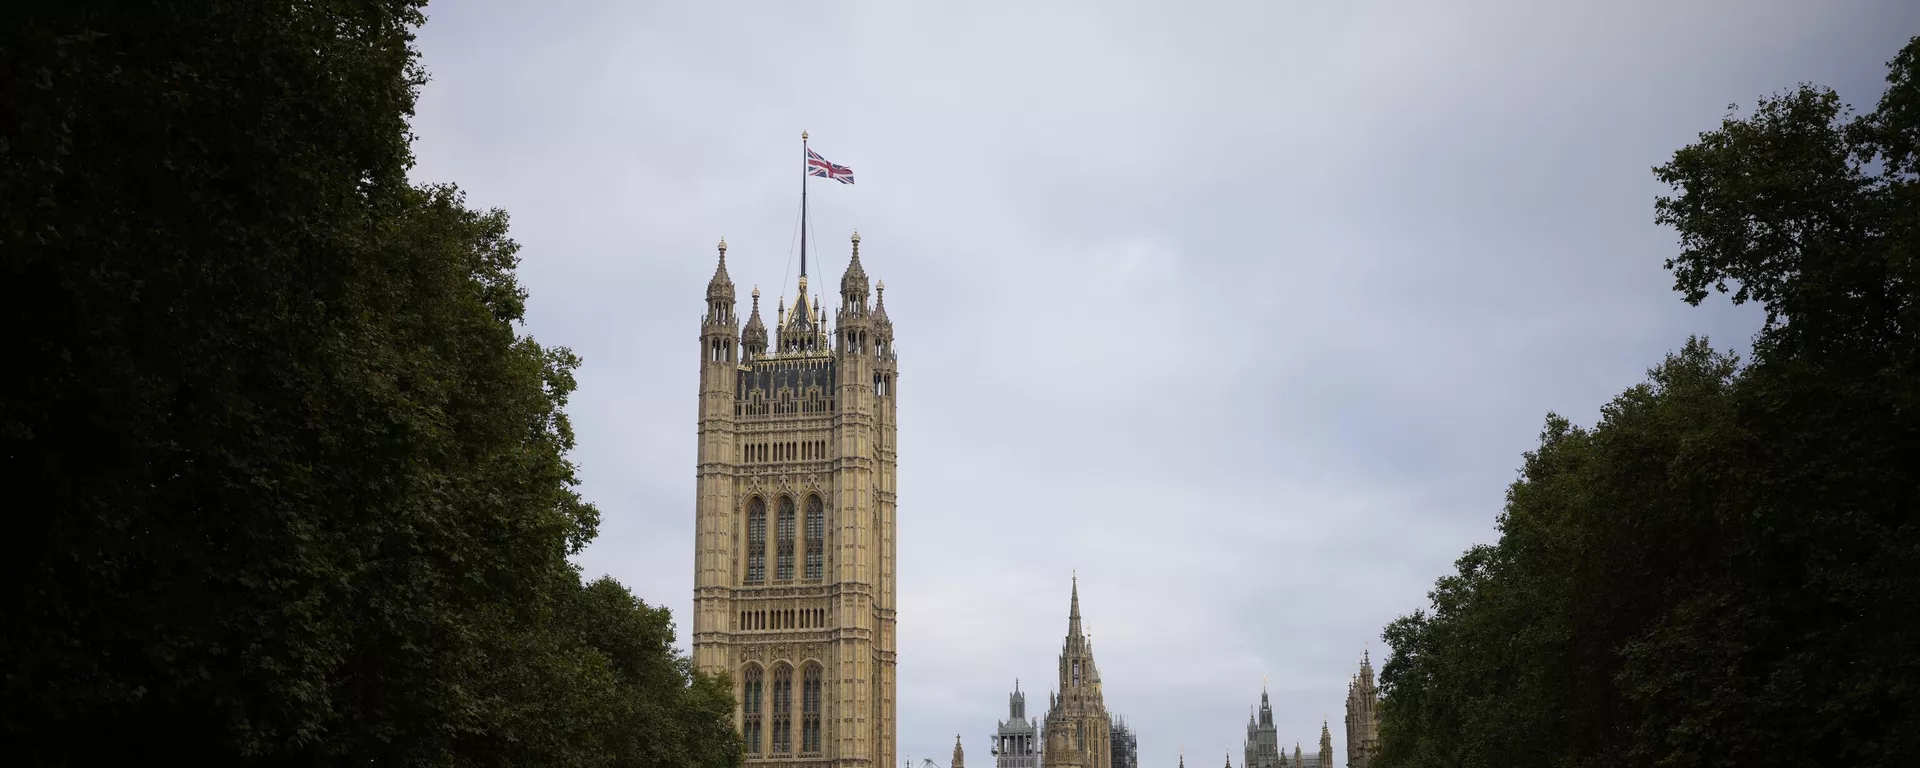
[952,734,965,768]
[742,286,767,359]
[777,232,831,354]
[1068,573,1083,638]
[1347,651,1383,768]
[841,230,870,309]
[1046,573,1109,768]
[699,237,738,365]
[706,237,735,304]
[1319,718,1334,768]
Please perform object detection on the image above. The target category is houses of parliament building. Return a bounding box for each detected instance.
[681,231,1380,768]
[689,232,900,768]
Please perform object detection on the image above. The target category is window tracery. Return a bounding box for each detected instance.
[772,664,794,753]
[746,498,766,584]
[802,663,823,753]
[776,496,796,581]
[742,664,764,754]
[805,495,825,581]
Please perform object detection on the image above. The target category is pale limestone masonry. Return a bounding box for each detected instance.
[692,233,899,768]
[1345,653,1381,768]
[1044,578,1112,768]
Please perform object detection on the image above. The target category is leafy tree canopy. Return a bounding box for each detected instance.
[1376,36,1920,768]
[0,1,738,765]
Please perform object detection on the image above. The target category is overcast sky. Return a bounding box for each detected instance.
[408,2,1917,765]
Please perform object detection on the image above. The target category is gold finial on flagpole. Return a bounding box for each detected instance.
[802,130,809,141]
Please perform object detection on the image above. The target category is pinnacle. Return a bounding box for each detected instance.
[1067,573,1083,638]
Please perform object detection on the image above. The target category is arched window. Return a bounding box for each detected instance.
[772,664,794,753]
[742,664,764,754]
[802,663,824,753]
[746,498,767,584]
[776,497,796,581]
[805,495,825,581]
[1072,659,1080,687]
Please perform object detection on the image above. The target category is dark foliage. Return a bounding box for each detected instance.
[0,1,738,765]
[1376,37,1920,768]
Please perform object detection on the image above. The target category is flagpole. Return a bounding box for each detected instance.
[800,130,809,280]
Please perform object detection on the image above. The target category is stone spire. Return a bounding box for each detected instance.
[742,286,767,358]
[1046,574,1109,768]
[841,230,870,306]
[1319,719,1333,768]
[953,734,966,768]
[1068,572,1082,638]
[706,237,734,303]
[1346,651,1382,768]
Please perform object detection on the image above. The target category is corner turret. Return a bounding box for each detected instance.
[742,286,767,360]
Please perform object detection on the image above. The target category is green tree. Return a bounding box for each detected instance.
[0,2,738,765]
[1376,36,1920,768]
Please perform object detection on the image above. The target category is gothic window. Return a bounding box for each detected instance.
[746,498,767,584]
[742,664,764,754]
[805,495,825,581]
[772,664,794,753]
[776,497,796,581]
[802,664,823,753]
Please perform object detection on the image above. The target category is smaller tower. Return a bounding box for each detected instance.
[954,735,966,768]
[1318,719,1332,768]
[998,680,1041,768]
[690,236,740,673]
[742,286,767,360]
[1345,652,1381,768]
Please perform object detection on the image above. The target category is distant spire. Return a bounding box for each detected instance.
[1067,572,1082,637]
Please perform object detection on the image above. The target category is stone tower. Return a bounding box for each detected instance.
[1043,693,1086,768]
[1344,652,1380,768]
[996,680,1041,768]
[1243,686,1282,768]
[691,233,900,768]
[1318,720,1332,768]
[955,735,967,768]
[1044,577,1112,768]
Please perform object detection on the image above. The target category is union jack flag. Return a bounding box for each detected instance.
[806,148,855,185]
